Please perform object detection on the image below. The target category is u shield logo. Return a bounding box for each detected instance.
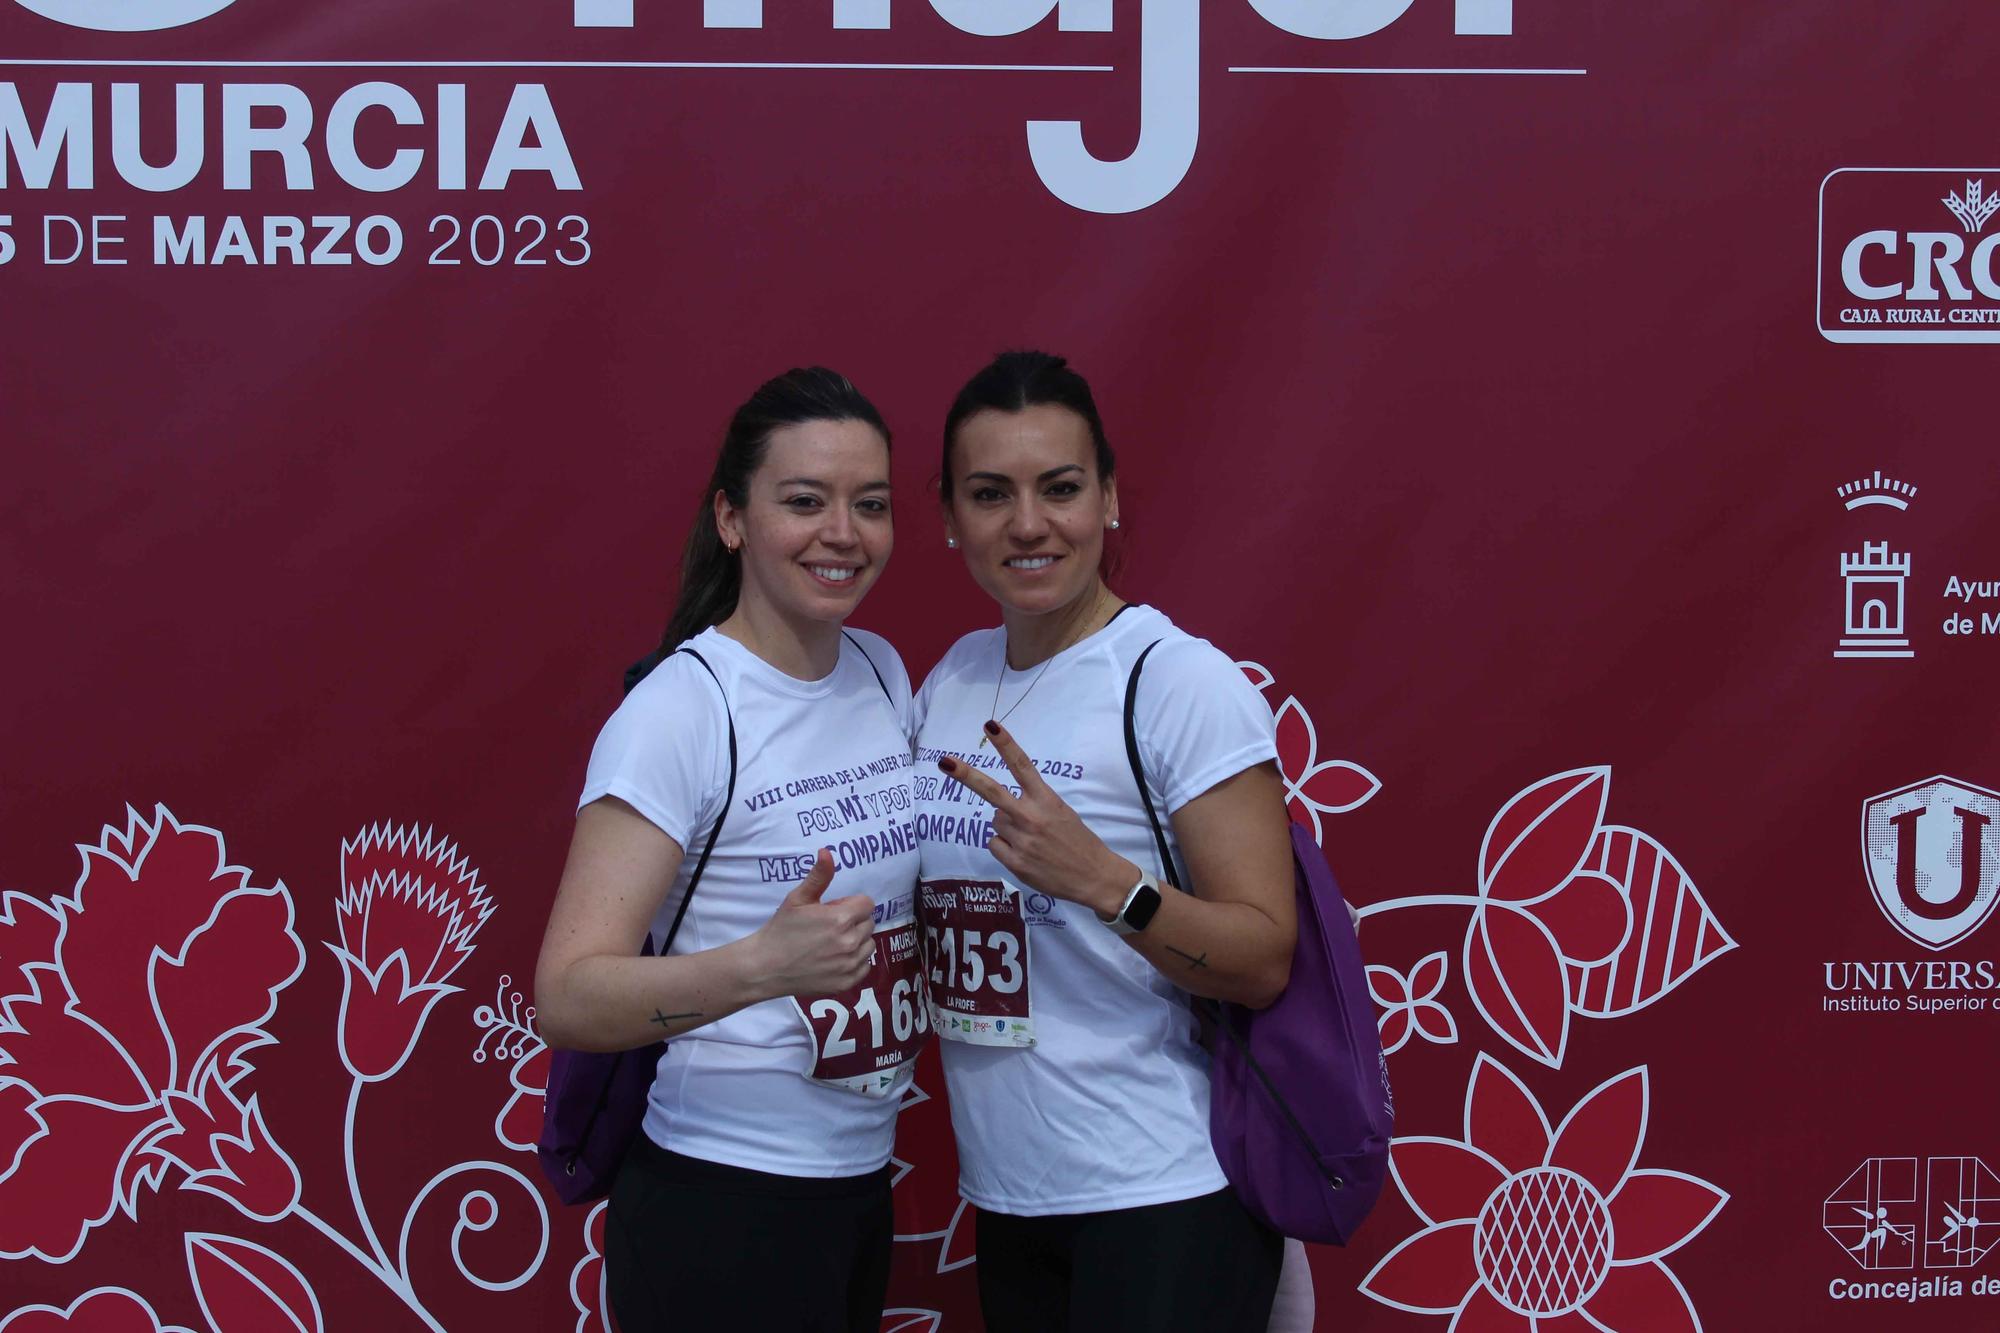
[1863,776,2000,950]
[13,0,239,30]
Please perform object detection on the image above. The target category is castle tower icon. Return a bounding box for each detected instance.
[1835,541,1914,659]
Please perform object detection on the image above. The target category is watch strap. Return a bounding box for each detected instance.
[1105,873,1162,936]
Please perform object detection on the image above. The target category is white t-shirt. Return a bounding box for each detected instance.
[578,626,919,1177]
[912,604,1279,1214]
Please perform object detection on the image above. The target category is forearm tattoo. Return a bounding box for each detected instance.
[651,1009,702,1030]
[1166,945,1210,971]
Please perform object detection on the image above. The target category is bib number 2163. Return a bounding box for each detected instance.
[919,878,1033,1048]
[792,914,926,1097]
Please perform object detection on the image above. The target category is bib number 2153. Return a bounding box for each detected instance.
[919,878,1034,1048]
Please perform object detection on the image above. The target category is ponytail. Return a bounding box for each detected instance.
[624,367,890,693]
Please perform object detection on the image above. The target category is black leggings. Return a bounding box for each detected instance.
[605,1135,893,1333]
[975,1188,1284,1333]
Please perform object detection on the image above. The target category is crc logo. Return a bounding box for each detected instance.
[1863,777,2000,951]
[1818,168,2000,343]
[12,0,238,31]
[1825,1157,2000,1271]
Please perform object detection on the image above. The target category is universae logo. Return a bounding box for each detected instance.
[1862,776,2000,953]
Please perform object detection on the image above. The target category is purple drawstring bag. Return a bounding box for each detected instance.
[1205,822,1392,1244]
[536,648,736,1205]
[536,953,667,1205]
[1126,644,1392,1244]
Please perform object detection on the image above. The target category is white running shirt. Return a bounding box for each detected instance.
[579,626,918,1177]
[913,605,1279,1214]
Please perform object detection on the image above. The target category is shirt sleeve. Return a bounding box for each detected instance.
[577,656,730,851]
[1134,636,1280,815]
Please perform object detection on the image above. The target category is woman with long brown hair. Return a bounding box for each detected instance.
[536,367,924,1332]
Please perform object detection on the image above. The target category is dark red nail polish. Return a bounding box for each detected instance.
[939,757,957,773]
[983,720,1000,736]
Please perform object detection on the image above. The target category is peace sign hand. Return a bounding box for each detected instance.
[939,721,1137,919]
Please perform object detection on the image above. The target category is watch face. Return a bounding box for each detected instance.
[1125,883,1163,931]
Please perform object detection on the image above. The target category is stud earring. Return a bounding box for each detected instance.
[947,538,958,549]
[1109,519,1121,530]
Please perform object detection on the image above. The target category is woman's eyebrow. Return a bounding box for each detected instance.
[962,464,1084,485]
[774,477,892,491]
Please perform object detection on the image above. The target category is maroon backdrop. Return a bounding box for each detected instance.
[5,1,1997,1329]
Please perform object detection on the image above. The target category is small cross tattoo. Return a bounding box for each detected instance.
[651,1010,701,1029]
[1166,946,1210,971]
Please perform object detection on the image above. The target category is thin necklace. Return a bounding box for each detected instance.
[980,590,1110,749]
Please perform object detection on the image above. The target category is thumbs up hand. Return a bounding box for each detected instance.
[748,849,877,998]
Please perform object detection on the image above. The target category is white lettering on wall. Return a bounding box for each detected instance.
[1029,0,1195,214]
[564,0,1528,211]
[478,85,582,190]
[0,82,91,189]
[111,84,203,192]
[1842,230,1902,300]
[326,82,424,193]
[0,82,582,193]
[222,84,314,190]
[1843,229,2000,303]
[12,0,239,33]
[1248,0,1511,38]
[1906,232,1972,302]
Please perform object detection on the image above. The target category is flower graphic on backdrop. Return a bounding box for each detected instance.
[467,984,607,1331]
[1462,768,1634,1068]
[0,1288,195,1333]
[1362,767,1736,1070]
[0,806,304,1262]
[471,973,547,1153]
[330,823,493,1081]
[1468,768,1739,1068]
[567,1202,611,1333]
[1240,661,1381,837]
[4,806,557,1333]
[890,1068,977,1274]
[183,1232,325,1333]
[880,1313,944,1333]
[1361,1054,1726,1331]
[1367,952,1458,1055]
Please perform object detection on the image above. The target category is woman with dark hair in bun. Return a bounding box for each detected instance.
[535,368,925,1332]
[912,350,1299,1332]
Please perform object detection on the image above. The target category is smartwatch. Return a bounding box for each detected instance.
[1102,873,1163,936]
